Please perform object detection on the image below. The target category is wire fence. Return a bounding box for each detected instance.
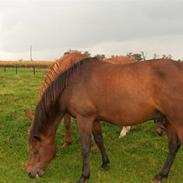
[0,61,53,75]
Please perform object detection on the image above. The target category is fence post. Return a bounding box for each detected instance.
[16,65,18,74]
[33,66,35,75]
[4,67,6,72]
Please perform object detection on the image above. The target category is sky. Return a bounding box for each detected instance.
[0,0,183,60]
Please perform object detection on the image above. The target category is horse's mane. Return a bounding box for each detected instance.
[30,57,98,141]
[146,58,175,62]
[105,56,136,64]
[39,51,89,97]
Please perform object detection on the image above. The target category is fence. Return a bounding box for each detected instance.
[0,61,53,75]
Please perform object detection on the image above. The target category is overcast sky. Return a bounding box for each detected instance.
[0,0,183,60]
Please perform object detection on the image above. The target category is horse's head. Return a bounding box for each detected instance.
[26,132,56,178]
[26,124,56,178]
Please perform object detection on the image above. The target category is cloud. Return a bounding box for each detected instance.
[0,0,183,60]
[89,34,183,59]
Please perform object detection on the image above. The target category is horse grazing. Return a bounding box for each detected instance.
[27,57,183,183]
[25,53,137,147]
[25,51,89,146]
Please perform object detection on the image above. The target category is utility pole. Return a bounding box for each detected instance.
[30,45,32,61]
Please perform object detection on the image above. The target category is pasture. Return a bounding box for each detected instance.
[1,68,183,183]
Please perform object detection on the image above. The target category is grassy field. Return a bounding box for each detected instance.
[0,68,183,183]
[0,60,53,67]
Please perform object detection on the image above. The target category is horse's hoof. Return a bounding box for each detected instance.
[101,163,110,171]
[156,129,164,136]
[119,134,126,139]
[155,125,165,136]
[152,179,161,183]
[76,176,88,183]
[152,175,162,183]
[62,142,71,148]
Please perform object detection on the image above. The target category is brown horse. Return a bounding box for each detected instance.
[25,53,137,146]
[27,57,183,183]
[59,56,164,142]
[25,51,89,146]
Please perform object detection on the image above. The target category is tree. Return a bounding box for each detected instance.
[95,54,106,60]
[127,52,145,62]
[162,54,172,59]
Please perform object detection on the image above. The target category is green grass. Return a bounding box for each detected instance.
[0,68,183,183]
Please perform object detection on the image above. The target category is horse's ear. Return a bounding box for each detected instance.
[24,109,34,121]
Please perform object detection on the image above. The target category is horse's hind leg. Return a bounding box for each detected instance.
[119,126,131,139]
[155,121,165,136]
[152,122,180,183]
[92,121,110,170]
[154,117,166,136]
[62,114,72,147]
[76,115,94,183]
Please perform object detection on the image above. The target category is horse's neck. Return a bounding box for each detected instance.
[46,110,65,135]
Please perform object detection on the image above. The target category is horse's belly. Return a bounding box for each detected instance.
[97,103,156,126]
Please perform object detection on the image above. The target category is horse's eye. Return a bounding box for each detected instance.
[33,135,41,141]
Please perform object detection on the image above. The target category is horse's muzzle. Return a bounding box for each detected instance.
[27,167,45,178]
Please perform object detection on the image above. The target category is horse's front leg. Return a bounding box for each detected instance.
[76,116,94,183]
[152,123,180,183]
[92,121,110,170]
[62,114,72,147]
